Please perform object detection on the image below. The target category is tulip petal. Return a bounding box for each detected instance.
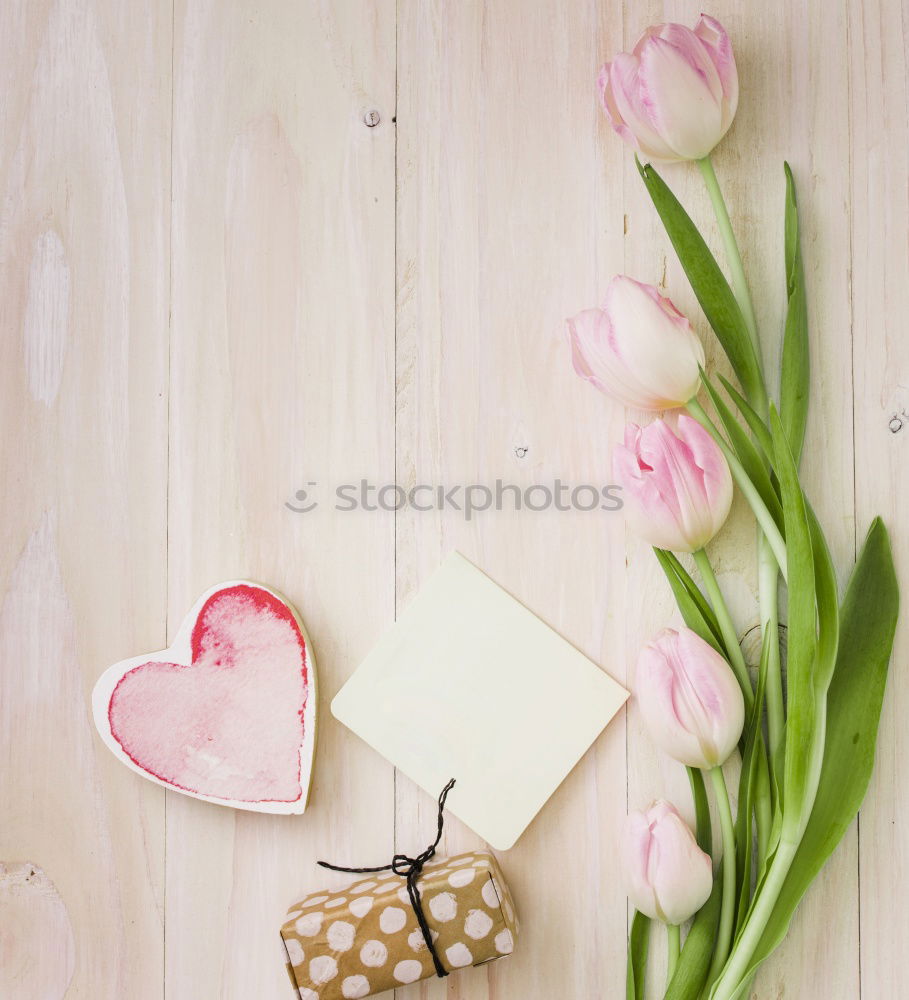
[676,628,744,764]
[567,307,660,408]
[636,637,707,767]
[648,805,714,924]
[623,422,643,453]
[567,278,703,410]
[599,277,704,407]
[693,14,739,119]
[622,801,713,925]
[636,627,745,769]
[614,415,732,552]
[631,23,665,58]
[622,810,662,920]
[614,440,694,551]
[639,420,714,551]
[566,309,609,392]
[602,54,680,162]
[597,62,640,153]
[657,22,724,103]
[638,36,726,160]
[675,414,734,526]
[661,631,720,762]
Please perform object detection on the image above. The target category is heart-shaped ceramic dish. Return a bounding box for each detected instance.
[92,580,316,813]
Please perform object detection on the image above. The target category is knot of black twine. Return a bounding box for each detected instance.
[317,779,456,979]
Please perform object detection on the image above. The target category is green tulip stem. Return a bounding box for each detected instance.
[699,154,785,805]
[698,155,761,361]
[686,398,788,581]
[667,923,681,985]
[698,154,785,824]
[693,548,753,709]
[711,839,799,1000]
[707,765,738,985]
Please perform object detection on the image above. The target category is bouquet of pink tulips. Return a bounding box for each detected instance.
[569,16,900,1000]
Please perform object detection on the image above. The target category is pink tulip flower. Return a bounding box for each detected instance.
[613,415,733,553]
[623,800,713,924]
[567,276,704,411]
[636,627,745,769]
[598,16,739,163]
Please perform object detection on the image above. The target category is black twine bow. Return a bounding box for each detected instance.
[317,779,456,978]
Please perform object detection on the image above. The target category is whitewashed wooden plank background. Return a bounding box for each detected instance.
[0,2,905,998]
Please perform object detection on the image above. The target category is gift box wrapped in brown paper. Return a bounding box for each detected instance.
[280,850,518,999]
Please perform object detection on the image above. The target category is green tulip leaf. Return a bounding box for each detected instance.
[654,548,725,653]
[626,909,650,1000]
[734,629,772,936]
[701,372,783,531]
[711,518,898,995]
[666,880,722,1000]
[780,163,809,465]
[717,374,775,466]
[636,158,766,409]
[688,765,713,854]
[770,406,818,835]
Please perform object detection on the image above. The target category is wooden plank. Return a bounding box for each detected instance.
[394,3,629,997]
[167,1,397,996]
[0,1,171,997]
[848,2,909,997]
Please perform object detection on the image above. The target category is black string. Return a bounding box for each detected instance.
[317,779,456,978]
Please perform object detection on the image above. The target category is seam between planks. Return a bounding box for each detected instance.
[163,0,176,996]
[393,3,400,997]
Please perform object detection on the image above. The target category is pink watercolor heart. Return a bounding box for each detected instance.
[93,582,316,812]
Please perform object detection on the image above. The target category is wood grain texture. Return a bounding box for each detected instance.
[0,1,171,996]
[167,2,396,997]
[395,6,629,997]
[0,1,906,997]
[848,2,909,997]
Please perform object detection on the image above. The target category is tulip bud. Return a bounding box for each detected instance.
[623,800,713,924]
[636,627,745,769]
[613,415,733,553]
[567,276,704,411]
[598,15,738,163]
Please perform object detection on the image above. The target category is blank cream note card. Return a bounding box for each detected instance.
[332,552,628,850]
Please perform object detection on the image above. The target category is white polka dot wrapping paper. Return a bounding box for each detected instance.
[280,851,518,998]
